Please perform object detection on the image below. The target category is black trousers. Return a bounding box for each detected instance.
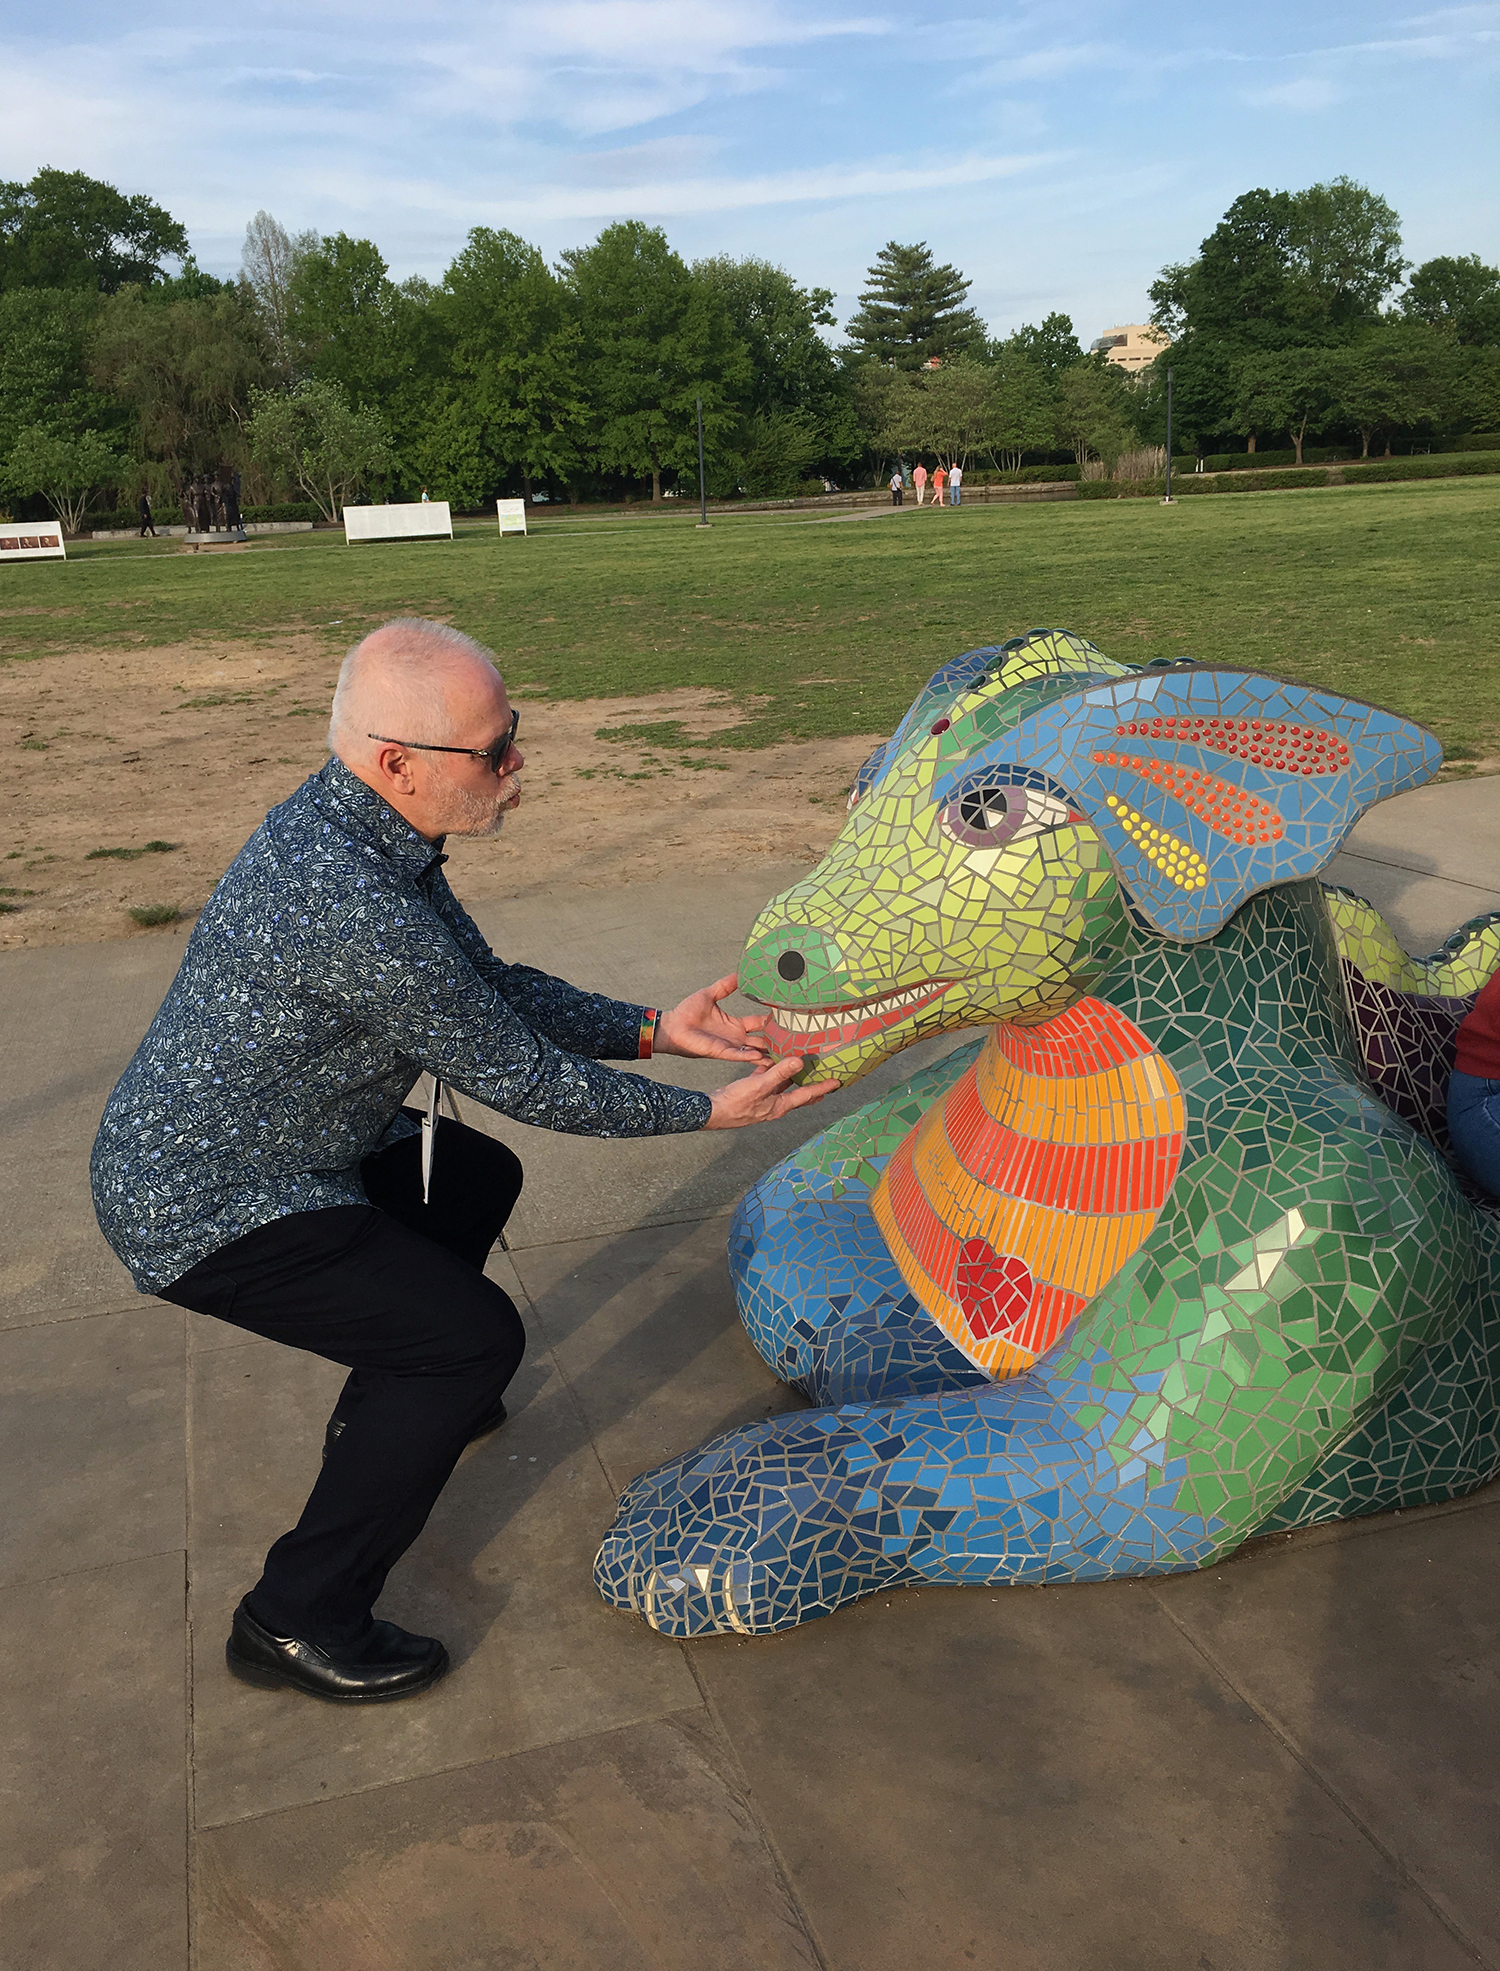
[160,1119,525,1644]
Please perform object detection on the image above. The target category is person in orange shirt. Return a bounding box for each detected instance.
[931,464,946,506]
[1449,971,1500,1195]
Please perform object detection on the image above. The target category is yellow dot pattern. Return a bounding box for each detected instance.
[1104,795,1210,890]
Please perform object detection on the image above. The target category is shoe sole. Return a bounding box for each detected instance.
[226,1640,451,1702]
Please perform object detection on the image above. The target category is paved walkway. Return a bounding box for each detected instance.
[4,781,1500,1971]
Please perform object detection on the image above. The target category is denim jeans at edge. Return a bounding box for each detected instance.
[159,1116,525,1645]
[1447,1070,1500,1199]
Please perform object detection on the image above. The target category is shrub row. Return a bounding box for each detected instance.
[1074,452,1500,499]
[88,500,324,529]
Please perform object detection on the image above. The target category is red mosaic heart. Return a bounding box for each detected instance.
[954,1237,1034,1340]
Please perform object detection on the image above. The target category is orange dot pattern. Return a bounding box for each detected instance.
[1101,795,1209,891]
[1112,715,1351,776]
[1093,751,1286,848]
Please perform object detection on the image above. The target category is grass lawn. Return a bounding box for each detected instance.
[3,476,1496,761]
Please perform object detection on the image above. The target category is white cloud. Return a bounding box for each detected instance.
[1245,76,1348,110]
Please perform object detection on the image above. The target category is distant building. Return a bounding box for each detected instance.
[1090,324,1170,374]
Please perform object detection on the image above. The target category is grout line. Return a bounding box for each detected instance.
[1149,1586,1495,1970]
[681,1644,833,1971]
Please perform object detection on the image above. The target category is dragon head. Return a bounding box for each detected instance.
[738,627,1441,1086]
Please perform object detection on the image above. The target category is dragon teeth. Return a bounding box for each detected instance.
[771,985,937,1034]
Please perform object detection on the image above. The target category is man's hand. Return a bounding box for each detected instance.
[657,973,771,1063]
[704,1055,838,1129]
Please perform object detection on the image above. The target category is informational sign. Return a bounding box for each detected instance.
[496,499,528,537]
[0,521,66,562]
[343,501,453,545]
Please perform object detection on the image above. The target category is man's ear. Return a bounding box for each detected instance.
[998,666,1441,940]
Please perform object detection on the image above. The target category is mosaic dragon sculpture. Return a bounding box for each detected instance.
[596,630,1500,1636]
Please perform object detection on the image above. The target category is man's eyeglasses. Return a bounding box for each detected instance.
[368,707,520,775]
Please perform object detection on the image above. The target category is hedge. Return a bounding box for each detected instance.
[87,499,324,529]
[1074,451,1500,499]
[1342,452,1500,484]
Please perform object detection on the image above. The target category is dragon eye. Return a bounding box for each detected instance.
[945,782,1023,847]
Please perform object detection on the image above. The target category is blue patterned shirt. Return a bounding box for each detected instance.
[92,758,711,1292]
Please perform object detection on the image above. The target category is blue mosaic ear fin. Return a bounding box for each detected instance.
[995,666,1442,941]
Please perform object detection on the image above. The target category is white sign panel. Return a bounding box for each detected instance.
[496,499,528,537]
[0,521,66,562]
[343,501,453,545]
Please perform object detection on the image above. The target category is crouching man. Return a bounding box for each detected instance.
[91,617,831,1703]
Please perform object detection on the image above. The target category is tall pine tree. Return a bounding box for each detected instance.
[844,242,985,370]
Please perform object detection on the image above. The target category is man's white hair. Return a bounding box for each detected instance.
[327,617,500,762]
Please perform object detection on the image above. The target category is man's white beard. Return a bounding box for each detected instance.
[437,772,513,837]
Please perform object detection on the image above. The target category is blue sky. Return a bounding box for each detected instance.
[2,1,1496,341]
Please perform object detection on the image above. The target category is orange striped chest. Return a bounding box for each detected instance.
[869,999,1185,1378]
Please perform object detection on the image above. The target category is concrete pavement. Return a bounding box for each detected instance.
[3,782,1499,1970]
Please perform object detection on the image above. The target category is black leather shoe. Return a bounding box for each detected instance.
[226,1598,449,1702]
[323,1396,507,1465]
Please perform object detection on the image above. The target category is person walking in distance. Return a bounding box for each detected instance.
[91,618,834,1704]
[949,462,963,507]
[889,469,904,507]
[931,464,947,507]
[913,462,928,506]
[138,490,156,538]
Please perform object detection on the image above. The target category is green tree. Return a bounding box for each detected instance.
[0,288,114,455]
[911,358,996,468]
[1149,180,1407,446]
[1287,177,1406,329]
[1054,360,1132,465]
[694,254,862,476]
[1400,255,1500,347]
[998,312,1083,385]
[844,241,986,370]
[1230,349,1334,464]
[90,284,269,481]
[1325,324,1457,455]
[418,227,590,505]
[561,222,750,500]
[0,169,188,293]
[246,378,391,521]
[1151,188,1301,345]
[986,349,1054,470]
[285,234,441,476]
[2,424,123,532]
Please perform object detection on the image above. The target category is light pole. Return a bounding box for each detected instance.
[696,396,710,527]
[1162,366,1176,505]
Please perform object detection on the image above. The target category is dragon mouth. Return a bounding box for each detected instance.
[751,980,954,1057]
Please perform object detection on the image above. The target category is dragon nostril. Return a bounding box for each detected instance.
[777,951,807,981]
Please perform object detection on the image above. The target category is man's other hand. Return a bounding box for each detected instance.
[658,973,771,1063]
[704,1055,838,1129]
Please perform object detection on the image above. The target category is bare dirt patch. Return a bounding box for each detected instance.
[0,637,879,949]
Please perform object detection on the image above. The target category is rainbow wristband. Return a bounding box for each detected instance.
[638,1009,659,1059]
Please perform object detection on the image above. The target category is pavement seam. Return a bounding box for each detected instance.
[1148,1586,1496,1970]
[190,1703,729,1833]
[680,1644,834,1971]
[0,1544,188,1595]
[184,1299,203,1971]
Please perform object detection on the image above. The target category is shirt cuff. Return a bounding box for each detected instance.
[638,1009,660,1059]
